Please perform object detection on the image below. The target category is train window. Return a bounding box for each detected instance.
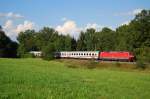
[79,53,80,55]
[77,53,78,55]
[92,53,94,56]
[81,53,83,55]
[86,53,88,56]
[89,53,91,56]
[84,53,85,55]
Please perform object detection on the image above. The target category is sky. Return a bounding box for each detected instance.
[0,0,150,41]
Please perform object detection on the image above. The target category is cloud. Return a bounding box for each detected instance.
[114,8,143,16]
[56,20,80,38]
[15,21,34,33]
[0,12,24,19]
[3,20,34,41]
[3,20,17,40]
[132,9,143,15]
[55,19,104,39]
[83,23,103,31]
[2,18,106,40]
[3,20,13,29]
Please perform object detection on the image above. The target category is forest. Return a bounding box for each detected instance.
[0,10,150,63]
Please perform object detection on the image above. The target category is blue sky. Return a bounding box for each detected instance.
[0,0,150,40]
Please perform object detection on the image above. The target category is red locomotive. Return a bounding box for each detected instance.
[99,51,135,62]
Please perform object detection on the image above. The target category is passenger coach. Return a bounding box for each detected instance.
[55,51,99,59]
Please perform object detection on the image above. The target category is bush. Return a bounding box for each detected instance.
[136,60,147,69]
[21,53,34,58]
[42,43,55,60]
[134,47,150,64]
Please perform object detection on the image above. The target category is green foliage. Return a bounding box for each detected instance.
[0,58,150,99]
[97,27,116,51]
[17,30,39,56]
[21,53,35,58]
[136,60,147,69]
[77,31,86,51]
[134,47,150,63]
[42,43,56,60]
[17,27,75,57]
[0,28,18,58]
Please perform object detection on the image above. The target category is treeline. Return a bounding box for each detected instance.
[0,10,149,62]
[0,26,18,58]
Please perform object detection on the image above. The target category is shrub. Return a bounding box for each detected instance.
[21,53,34,58]
[134,47,150,64]
[42,43,55,60]
[136,60,147,69]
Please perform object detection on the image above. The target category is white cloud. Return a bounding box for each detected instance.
[0,12,24,18]
[132,9,143,15]
[83,23,103,32]
[3,20,34,41]
[114,8,143,16]
[3,20,17,40]
[56,20,80,38]
[15,20,34,33]
[3,20,13,29]
[2,18,106,40]
[55,19,104,39]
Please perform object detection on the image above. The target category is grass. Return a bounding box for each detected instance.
[0,58,150,99]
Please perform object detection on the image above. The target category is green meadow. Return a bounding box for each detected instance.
[0,58,150,99]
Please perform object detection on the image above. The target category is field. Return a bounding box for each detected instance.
[0,58,150,99]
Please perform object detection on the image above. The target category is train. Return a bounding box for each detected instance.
[55,51,135,62]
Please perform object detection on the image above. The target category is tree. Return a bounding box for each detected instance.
[77,31,86,51]
[96,27,116,51]
[17,30,38,57]
[71,38,77,51]
[0,27,18,58]
[64,35,72,51]
[42,43,56,60]
[130,9,150,48]
[84,28,96,50]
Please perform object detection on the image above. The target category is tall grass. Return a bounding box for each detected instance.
[0,58,150,99]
